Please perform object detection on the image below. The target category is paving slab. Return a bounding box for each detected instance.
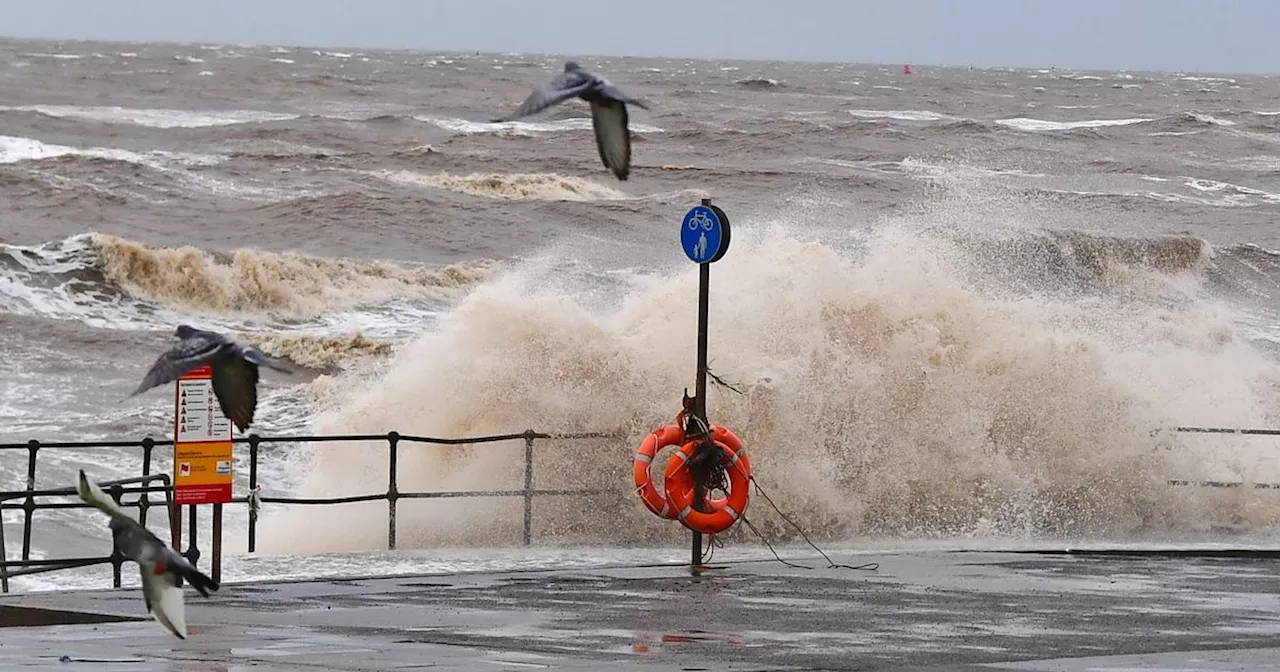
[2,550,1280,670]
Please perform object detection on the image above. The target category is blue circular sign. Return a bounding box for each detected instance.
[680,205,731,264]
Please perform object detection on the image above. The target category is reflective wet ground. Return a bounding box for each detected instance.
[3,550,1280,670]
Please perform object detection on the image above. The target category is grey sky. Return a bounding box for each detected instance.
[7,0,1279,75]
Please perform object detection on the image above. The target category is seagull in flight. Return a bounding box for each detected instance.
[129,325,293,432]
[76,470,219,638]
[494,60,650,181]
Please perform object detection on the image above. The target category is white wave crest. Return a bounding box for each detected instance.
[1188,113,1236,127]
[994,117,1151,132]
[847,109,960,122]
[0,134,322,202]
[0,134,222,166]
[1,104,299,128]
[413,115,664,136]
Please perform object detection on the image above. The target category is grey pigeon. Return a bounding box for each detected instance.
[129,325,293,432]
[494,60,650,181]
[76,470,219,638]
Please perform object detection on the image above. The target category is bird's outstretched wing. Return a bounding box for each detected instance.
[590,99,632,181]
[140,565,188,639]
[494,69,598,122]
[80,472,167,561]
[210,356,259,432]
[76,470,138,526]
[241,347,295,375]
[129,333,227,397]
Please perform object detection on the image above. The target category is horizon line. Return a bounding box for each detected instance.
[2,33,1275,79]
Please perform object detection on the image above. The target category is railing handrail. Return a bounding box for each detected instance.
[1166,426,1280,436]
[9,423,1279,451]
[0,429,623,451]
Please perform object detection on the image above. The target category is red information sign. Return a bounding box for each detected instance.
[173,365,233,504]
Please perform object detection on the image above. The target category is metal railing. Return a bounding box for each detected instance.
[1160,426,1280,490]
[3,424,1280,594]
[0,429,619,593]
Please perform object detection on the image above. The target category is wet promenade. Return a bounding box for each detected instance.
[2,550,1280,670]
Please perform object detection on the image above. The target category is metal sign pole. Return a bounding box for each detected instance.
[692,258,711,566]
[679,197,732,569]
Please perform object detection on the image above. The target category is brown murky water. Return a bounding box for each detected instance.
[4,37,1280,564]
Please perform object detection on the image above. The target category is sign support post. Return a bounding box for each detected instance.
[173,364,234,585]
[679,197,731,570]
[691,259,710,567]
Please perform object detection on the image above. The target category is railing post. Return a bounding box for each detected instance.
[387,431,400,551]
[522,430,535,546]
[0,505,9,593]
[211,503,223,587]
[139,437,154,530]
[22,440,38,566]
[108,483,125,589]
[248,434,260,553]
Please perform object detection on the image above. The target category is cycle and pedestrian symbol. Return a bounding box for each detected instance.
[680,204,731,264]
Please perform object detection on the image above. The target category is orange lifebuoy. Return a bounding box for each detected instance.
[663,426,751,534]
[633,424,685,518]
[634,418,728,519]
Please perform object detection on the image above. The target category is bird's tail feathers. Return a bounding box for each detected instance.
[177,562,219,597]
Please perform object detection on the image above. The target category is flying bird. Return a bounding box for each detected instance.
[129,325,293,432]
[494,61,650,181]
[76,470,219,639]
